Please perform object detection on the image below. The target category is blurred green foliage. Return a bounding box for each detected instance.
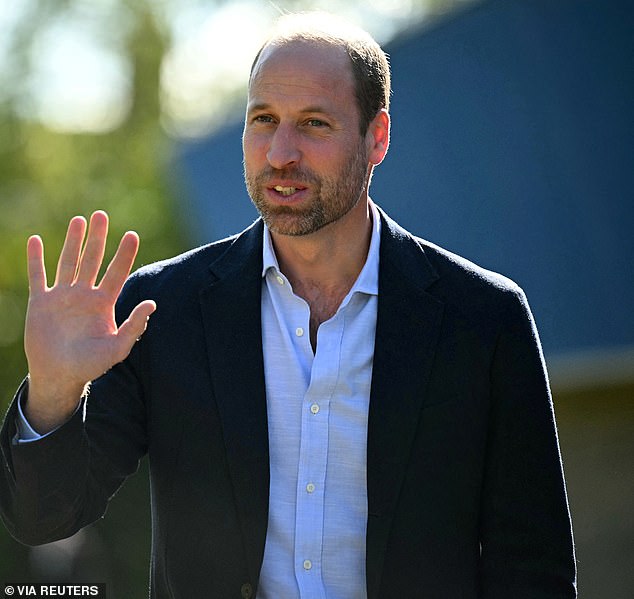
[0,3,187,595]
[0,4,187,405]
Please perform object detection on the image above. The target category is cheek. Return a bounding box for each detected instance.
[242,131,267,162]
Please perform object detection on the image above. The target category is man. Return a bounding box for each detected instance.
[0,12,576,599]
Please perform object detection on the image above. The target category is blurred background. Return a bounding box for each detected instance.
[0,0,632,597]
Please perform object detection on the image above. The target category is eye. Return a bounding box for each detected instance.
[305,118,328,128]
[253,114,275,124]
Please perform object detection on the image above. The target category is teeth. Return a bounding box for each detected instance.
[274,185,297,196]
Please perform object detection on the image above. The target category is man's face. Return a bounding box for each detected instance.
[243,41,370,237]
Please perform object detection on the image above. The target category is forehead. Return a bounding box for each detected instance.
[248,41,356,109]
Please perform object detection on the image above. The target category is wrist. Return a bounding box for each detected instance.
[24,375,88,434]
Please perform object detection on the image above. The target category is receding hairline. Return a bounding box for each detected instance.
[250,39,353,85]
[249,12,384,82]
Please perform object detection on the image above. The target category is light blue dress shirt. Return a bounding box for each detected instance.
[257,203,381,599]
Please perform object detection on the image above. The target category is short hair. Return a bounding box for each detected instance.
[249,12,391,135]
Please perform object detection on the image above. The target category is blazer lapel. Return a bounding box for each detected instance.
[366,210,445,598]
[198,220,270,585]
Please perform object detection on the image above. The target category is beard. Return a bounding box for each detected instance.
[244,143,370,236]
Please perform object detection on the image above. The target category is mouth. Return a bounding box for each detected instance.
[269,184,307,198]
[273,185,298,197]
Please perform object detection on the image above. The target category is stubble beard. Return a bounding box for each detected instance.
[244,145,370,237]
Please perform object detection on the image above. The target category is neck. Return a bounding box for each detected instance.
[271,198,373,295]
[270,198,374,350]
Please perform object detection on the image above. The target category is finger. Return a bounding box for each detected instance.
[54,216,87,286]
[76,211,109,287]
[27,235,47,294]
[113,300,157,362]
[98,231,140,301]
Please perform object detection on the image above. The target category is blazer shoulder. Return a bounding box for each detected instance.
[418,236,523,298]
[113,220,263,327]
[410,236,537,347]
[126,220,263,294]
[379,208,523,303]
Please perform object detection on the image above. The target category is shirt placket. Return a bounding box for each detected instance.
[294,314,344,597]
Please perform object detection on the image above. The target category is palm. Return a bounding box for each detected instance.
[26,284,124,385]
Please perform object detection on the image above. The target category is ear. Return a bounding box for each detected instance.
[366,109,390,166]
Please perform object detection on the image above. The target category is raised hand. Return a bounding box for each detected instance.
[23,211,156,433]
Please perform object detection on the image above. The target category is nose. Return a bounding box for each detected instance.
[266,123,301,169]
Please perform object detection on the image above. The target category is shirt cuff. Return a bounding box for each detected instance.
[14,385,77,443]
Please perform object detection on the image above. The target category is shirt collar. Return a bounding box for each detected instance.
[262,201,381,296]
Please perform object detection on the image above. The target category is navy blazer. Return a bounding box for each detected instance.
[1,209,576,598]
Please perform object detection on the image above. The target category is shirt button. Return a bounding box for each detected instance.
[295,327,304,337]
[310,403,320,414]
[303,559,312,570]
[275,275,284,285]
[306,483,315,493]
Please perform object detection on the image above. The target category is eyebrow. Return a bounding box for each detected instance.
[247,102,332,116]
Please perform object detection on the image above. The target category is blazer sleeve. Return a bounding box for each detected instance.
[479,287,577,598]
[0,281,148,546]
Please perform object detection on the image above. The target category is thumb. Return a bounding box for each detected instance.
[114,300,157,361]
